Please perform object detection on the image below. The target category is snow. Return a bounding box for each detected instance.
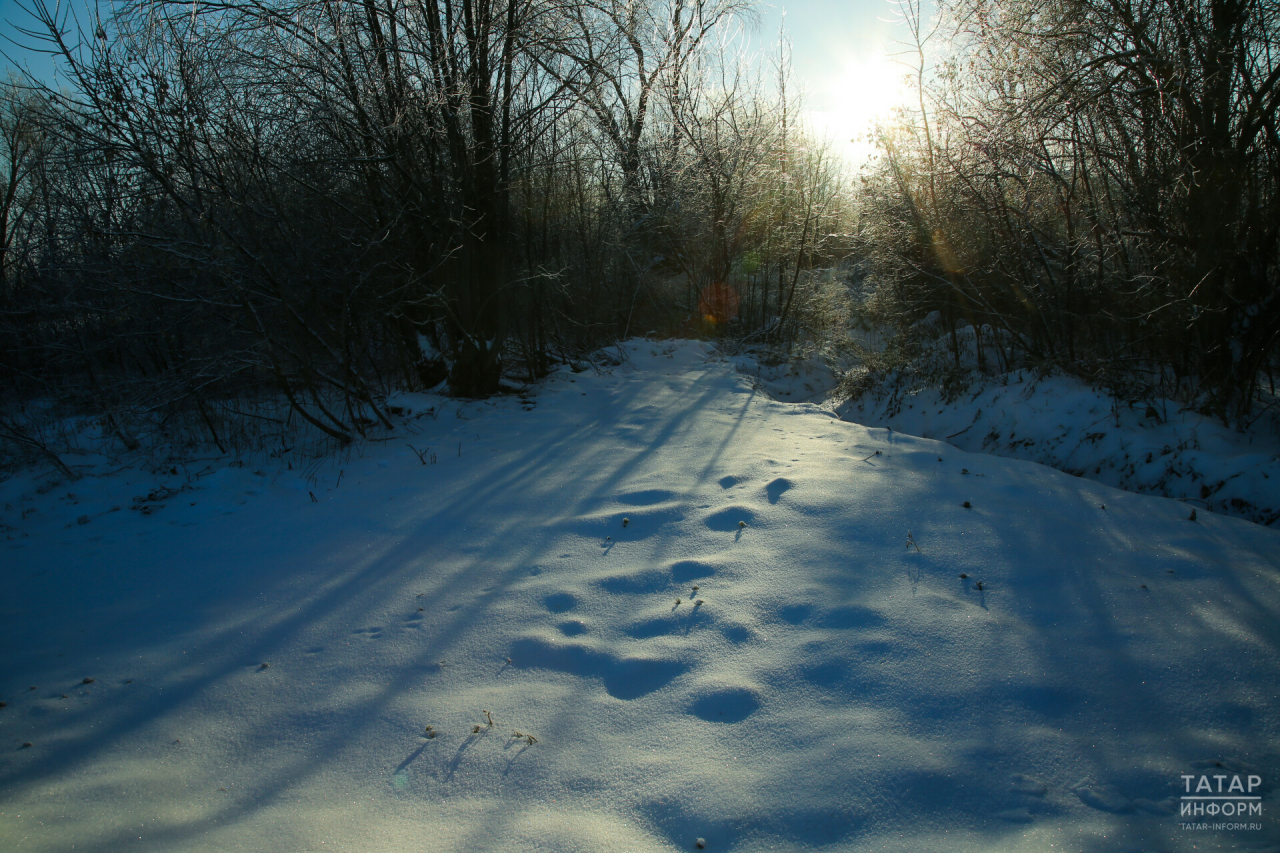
[3,339,1280,852]
[816,321,1280,526]
[838,369,1280,526]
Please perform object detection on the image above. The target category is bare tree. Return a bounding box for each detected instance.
[860,0,1280,422]
[0,81,46,289]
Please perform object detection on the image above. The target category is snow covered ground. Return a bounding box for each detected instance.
[837,369,1280,527]
[728,331,1280,526]
[3,339,1280,852]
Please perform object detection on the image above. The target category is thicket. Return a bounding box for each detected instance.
[856,0,1280,426]
[0,0,848,469]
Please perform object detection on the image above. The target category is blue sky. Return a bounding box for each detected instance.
[1,0,915,162]
[1,0,89,84]
[750,0,914,162]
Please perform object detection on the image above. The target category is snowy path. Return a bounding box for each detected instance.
[3,340,1279,852]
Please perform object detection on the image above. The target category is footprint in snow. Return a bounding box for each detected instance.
[507,637,686,700]
[611,506,685,539]
[1010,774,1048,797]
[765,477,793,504]
[544,592,577,613]
[670,560,718,584]
[797,658,854,689]
[704,506,756,532]
[777,603,813,625]
[597,560,718,595]
[688,686,762,723]
[557,619,587,636]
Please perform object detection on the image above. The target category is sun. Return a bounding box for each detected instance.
[805,50,913,166]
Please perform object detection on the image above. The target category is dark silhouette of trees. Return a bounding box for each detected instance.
[0,0,846,462]
[859,0,1280,423]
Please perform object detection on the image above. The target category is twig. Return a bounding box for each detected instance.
[0,417,78,480]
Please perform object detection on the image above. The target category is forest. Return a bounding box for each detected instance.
[1,0,1278,466]
[3,3,1280,849]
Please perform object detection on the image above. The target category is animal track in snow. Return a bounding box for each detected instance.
[507,637,686,700]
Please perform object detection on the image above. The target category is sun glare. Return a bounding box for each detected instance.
[805,51,913,166]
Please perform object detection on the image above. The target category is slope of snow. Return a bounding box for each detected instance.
[726,349,843,404]
[837,369,1280,526]
[2,339,1279,853]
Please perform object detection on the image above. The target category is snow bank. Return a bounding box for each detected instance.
[836,369,1280,526]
